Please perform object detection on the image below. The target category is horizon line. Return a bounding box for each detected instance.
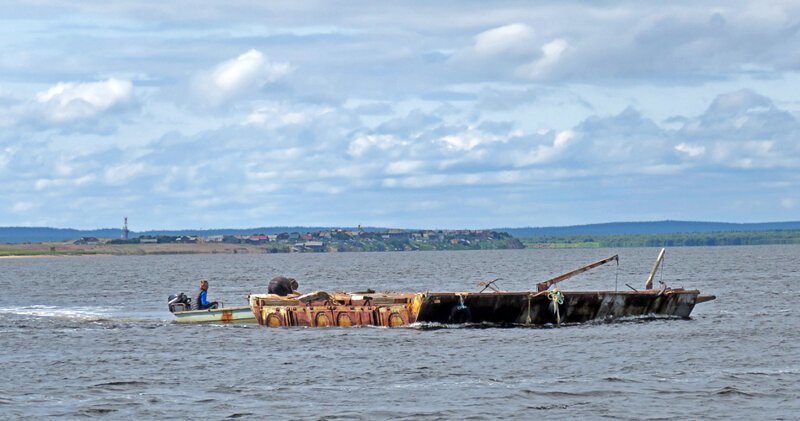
[3,219,800,232]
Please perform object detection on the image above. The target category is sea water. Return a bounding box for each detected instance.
[1,246,798,419]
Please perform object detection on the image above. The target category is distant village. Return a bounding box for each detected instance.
[77,229,523,252]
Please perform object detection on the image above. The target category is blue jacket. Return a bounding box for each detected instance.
[192,288,210,310]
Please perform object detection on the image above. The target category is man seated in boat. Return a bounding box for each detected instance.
[192,279,219,310]
[268,276,300,296]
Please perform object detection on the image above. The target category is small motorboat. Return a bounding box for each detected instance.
[167,292,256,323]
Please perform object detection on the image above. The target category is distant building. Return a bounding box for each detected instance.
[304,241,325,251]
[74,237,100,245]
[247,234,269,244]
[176,236,197,244]
[292,241,325,252]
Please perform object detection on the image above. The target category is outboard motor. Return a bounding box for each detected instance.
[168,292,191,313]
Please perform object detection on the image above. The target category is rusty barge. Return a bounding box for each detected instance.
[248,249,715,328]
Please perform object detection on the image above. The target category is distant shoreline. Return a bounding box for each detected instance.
[0,243,266,257]
[0,255,53,259]
[1,234,799,258]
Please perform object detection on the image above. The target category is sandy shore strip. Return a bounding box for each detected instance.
[0,255,54,259]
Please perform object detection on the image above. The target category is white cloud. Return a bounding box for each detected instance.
[521,38,569,80]
[382,170,524,189]
[675,142,706,157]
[474,23,536,57]
[385,160,424,175]
[35,78,133,122]
[553,130,575,147]
[34,174,96,191]
[676,91,800,169]
[243,104,334,127]
[438,128,508,151]
[500,130,576,168]
[710,141,778,169]
[197,49,291,105]
[347,134,403,157]
[104,162,148,185]
[11,201,36,213]
[0,147,13,170]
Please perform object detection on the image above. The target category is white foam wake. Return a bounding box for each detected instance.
[0,305,114,320]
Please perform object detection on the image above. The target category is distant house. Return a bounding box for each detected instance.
[177,236,197,244]
[207,235,224,243]
[74,237,100,245]
[303,241,325,251]
[292,241,325,252]
[247,234,269,245]
[222,235,241,244]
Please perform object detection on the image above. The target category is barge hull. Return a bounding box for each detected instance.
[250,289,711,327]
[415,290,702,325]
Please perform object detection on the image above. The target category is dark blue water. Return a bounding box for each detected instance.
[2,246,798,419]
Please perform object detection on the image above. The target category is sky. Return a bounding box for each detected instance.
[1,1,799,230]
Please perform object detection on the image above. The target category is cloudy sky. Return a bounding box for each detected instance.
[1,1,799,230]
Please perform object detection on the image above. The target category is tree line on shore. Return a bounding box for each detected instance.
[521,229,800,248]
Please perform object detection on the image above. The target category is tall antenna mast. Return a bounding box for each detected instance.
[122,217,129,240]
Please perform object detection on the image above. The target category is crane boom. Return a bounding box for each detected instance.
[536,255,619,292]
[644,248,666,290]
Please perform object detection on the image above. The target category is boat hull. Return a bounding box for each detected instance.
[249,289,712,327]
[416,289,704,326]
[172,306,256,323]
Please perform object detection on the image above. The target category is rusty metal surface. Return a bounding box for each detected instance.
[536,255,619,292]
[249,288,714,328]
[249,292,417,327]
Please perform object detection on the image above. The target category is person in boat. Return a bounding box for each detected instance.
[192,279,219,310]
[268,276,299,296]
